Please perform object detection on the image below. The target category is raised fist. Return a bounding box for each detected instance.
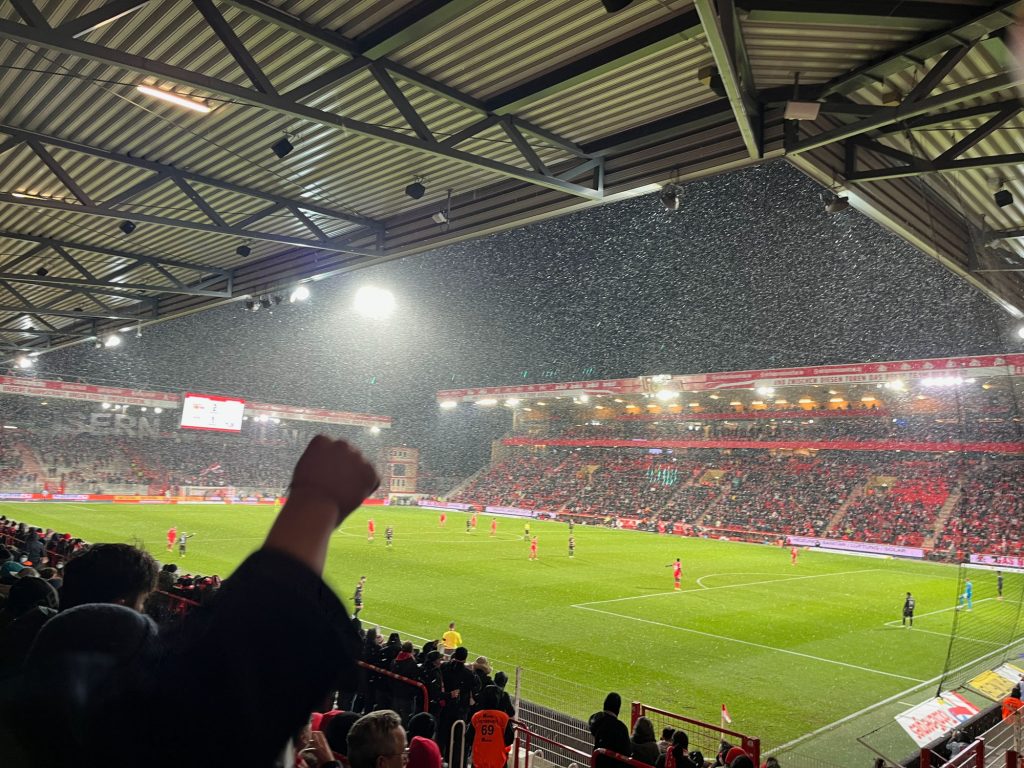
[290,435,380,521]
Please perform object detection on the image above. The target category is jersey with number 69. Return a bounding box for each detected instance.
[471,709,512,768]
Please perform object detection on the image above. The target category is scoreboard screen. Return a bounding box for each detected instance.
[180,392,245,432]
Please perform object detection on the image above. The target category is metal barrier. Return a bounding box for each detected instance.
[590,748,658,768]
[632,702,760,768]
[449,718,467,768]
[355,661,430,715]
[513,721,593,768]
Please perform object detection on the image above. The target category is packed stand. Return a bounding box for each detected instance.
[933,457,1024,558]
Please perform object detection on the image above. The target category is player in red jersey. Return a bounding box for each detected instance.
[490,518,497,537]
[439,512,447,527]
[166,525,177,551]
[367,518,375,541]
[471,512,478,530]
[667,558,682,590]
[529,536,538,560]
[791,546,799,565]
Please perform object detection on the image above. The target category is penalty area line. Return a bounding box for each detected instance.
[573,604,925,683]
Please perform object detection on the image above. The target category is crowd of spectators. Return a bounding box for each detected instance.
[933,457,1024,558]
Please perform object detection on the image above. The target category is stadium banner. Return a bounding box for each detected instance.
[417,500,473,511]
[966,663,1024,700]
[437,378,646,402]
[248,402,391,428]
[787,535,924,559]
[501,437,1024,454]
[485,505,543,518]
[895,691,979,747]
[0,375,179,408]
[970,554,1024,568]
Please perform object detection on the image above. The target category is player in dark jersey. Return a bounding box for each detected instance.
[568,535,575,558]
[902,592,915,627]
[998,570,1005,601]
[177,532,192,558]
[385,525,394,548]
[353,576,366,617]
[466,518,472,534]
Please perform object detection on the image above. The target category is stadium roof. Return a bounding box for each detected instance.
[0,0,1023,358]
[435,352,1024,402]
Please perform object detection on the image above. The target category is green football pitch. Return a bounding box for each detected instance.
[3,501,1006,763]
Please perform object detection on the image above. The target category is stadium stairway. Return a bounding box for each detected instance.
[13,441,44,481]
[444,464,489,499]
[824,483,864,536]
[923,487,963,549]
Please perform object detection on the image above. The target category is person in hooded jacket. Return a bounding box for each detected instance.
[588,693,631,768]
[391,641,421,725]
[630,716,660,765]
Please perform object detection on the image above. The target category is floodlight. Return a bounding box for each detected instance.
[405,180,426,199]
[440,400,458,409]
[1017,324,1024,339]
[104,333,122,348]
[660,185,681,210]
[154,407,163,414]
[824,194,849,213]
[101,402,111,409]
[995,188,1014,208]
[271,294,283,306]
[236,244,251,257]
[655,389,678,401]
[15,355,32,369]
[354,286,396,319]
[369,425,381,435]
[289,285,310,303]
[505,398,521,407]
[119,220,136,235]
[271,137,293,159]
[477,398,498,406]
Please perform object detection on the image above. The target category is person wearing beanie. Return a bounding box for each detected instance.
[492,670,515,718]
[407,734,442,768]
[589,692,632,768]
[407,711,435,741]
[420,650,445,718]
[725,746,750,766]
[323,711,361,762]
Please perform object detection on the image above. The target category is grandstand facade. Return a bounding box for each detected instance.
[439,354,1023,562]
[0,375,392,498]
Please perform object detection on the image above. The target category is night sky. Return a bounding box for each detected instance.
[34,162,1022,477]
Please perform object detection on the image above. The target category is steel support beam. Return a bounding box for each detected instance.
[0,270,230,298]
[357,0,477,60]
[484,10,703,114]
[990,229,1024,240]
[0,326,92,337]
[737,0,980,28]
[0,19,603,200]
[58,0,149,38]
[0,303,146,321]
[0,192,379,256]
[936,104,1022,161]
[817,1,1023,98]
[0,124,380,230]
[192,0,277,95]
[694,0,760,159]
[0,231,230,281]
[787,74,1023,155]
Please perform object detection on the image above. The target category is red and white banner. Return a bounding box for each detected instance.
[438,354,1024,402]
[970,554,1024,568]
[0,375,178,408]
[501,437,1024,454]
[895,692,979,747]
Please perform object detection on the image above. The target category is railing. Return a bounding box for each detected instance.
[632,702,760,768]
[512,721,592,768]
[355,661,430,715]
[590,749,658,768]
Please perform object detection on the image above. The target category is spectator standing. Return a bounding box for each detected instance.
[468,686,514,768]
[438,646,480,766]
[589,693,632,768]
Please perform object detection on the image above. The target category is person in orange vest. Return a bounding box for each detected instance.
[469,686,514,768]
[1002,685,1024,720]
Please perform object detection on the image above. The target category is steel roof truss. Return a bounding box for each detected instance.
[0,18,604,200]
[192,0,277,95]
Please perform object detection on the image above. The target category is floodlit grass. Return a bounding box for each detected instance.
[6,501,997,759]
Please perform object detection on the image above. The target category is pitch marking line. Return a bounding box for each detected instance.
[884,625,1004,646]
[573,604,926,683]
[574,568,881,607]
[883,597,995,626]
